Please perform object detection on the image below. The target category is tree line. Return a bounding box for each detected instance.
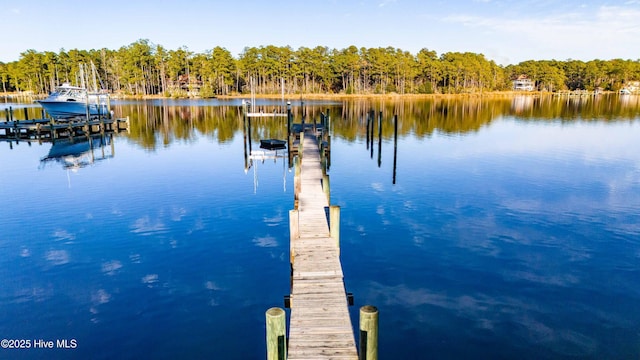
[1,39,639,97]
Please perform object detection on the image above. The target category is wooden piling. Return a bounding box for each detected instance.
[287,102,292,137]
[323,173,330,203]
[330,205,340,253]
[289,209,299,263]
[327,135,331,170]
[266,307,287,360]
[326,108,330,133]
[294,155,301,202]
[298,131,304,155]
[359,306,379,360]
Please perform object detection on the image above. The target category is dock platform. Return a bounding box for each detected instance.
[287,130,358,359]
[0,117,129,141]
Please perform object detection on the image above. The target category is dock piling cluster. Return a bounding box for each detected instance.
[1,107,129,142]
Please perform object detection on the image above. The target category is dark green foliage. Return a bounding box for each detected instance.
[1,39,639,96]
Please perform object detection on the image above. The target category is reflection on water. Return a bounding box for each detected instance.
[0,95,639,359]
[40,134,115,170]
[105,94,640,151]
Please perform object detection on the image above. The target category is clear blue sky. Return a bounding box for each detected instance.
[2,0,639,65]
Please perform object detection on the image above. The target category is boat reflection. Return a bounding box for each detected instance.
[40,134,115,170]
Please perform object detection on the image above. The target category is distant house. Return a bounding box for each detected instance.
[513,75,534,91]
[621,80,640,94]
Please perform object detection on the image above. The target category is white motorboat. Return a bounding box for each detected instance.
[37,83,109,119]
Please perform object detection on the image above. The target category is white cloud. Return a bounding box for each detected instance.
[253,235,278,247]
[130,216,166,235]
[378,0,397,7]
[442,4,640,61]
[45,250,69,265]
[101,260,123,275]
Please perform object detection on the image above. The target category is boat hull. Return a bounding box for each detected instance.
[260,139,287,150]
[37,100,109,119]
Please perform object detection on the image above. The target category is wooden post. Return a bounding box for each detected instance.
[294,155,301,202]
[327,135,331,170]
[290,210,299,239]
[359,305,379,360]
[288,132,295,167]
[290,209,299,264]
[326,108,330,133]
[287,101,292,138]
[330,205,340,253]
[323,174,330,203]
[266,307,287,360]
[23,107,29,120]
[298,131,304,156]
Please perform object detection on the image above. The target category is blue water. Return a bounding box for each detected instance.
[1,98,639,359]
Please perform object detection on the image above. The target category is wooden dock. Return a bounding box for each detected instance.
[246,112,288,118]
[0,117,129,141]
[287,129,358,360]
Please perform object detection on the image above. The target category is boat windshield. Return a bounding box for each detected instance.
[56,87,85,98]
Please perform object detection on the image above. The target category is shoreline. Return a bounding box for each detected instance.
[2,90,614,101]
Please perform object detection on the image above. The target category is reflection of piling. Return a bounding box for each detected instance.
[369,110,375,159]
[287,102,292,138]
[359,305,379,360]
[366,114,370,151]
[247,115,253,154]
[5,107,14,122]
[377,111,382,167]
[393,114,398,184]
[243,112,249,172]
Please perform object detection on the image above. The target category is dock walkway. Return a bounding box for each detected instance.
[287,130,358,359]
